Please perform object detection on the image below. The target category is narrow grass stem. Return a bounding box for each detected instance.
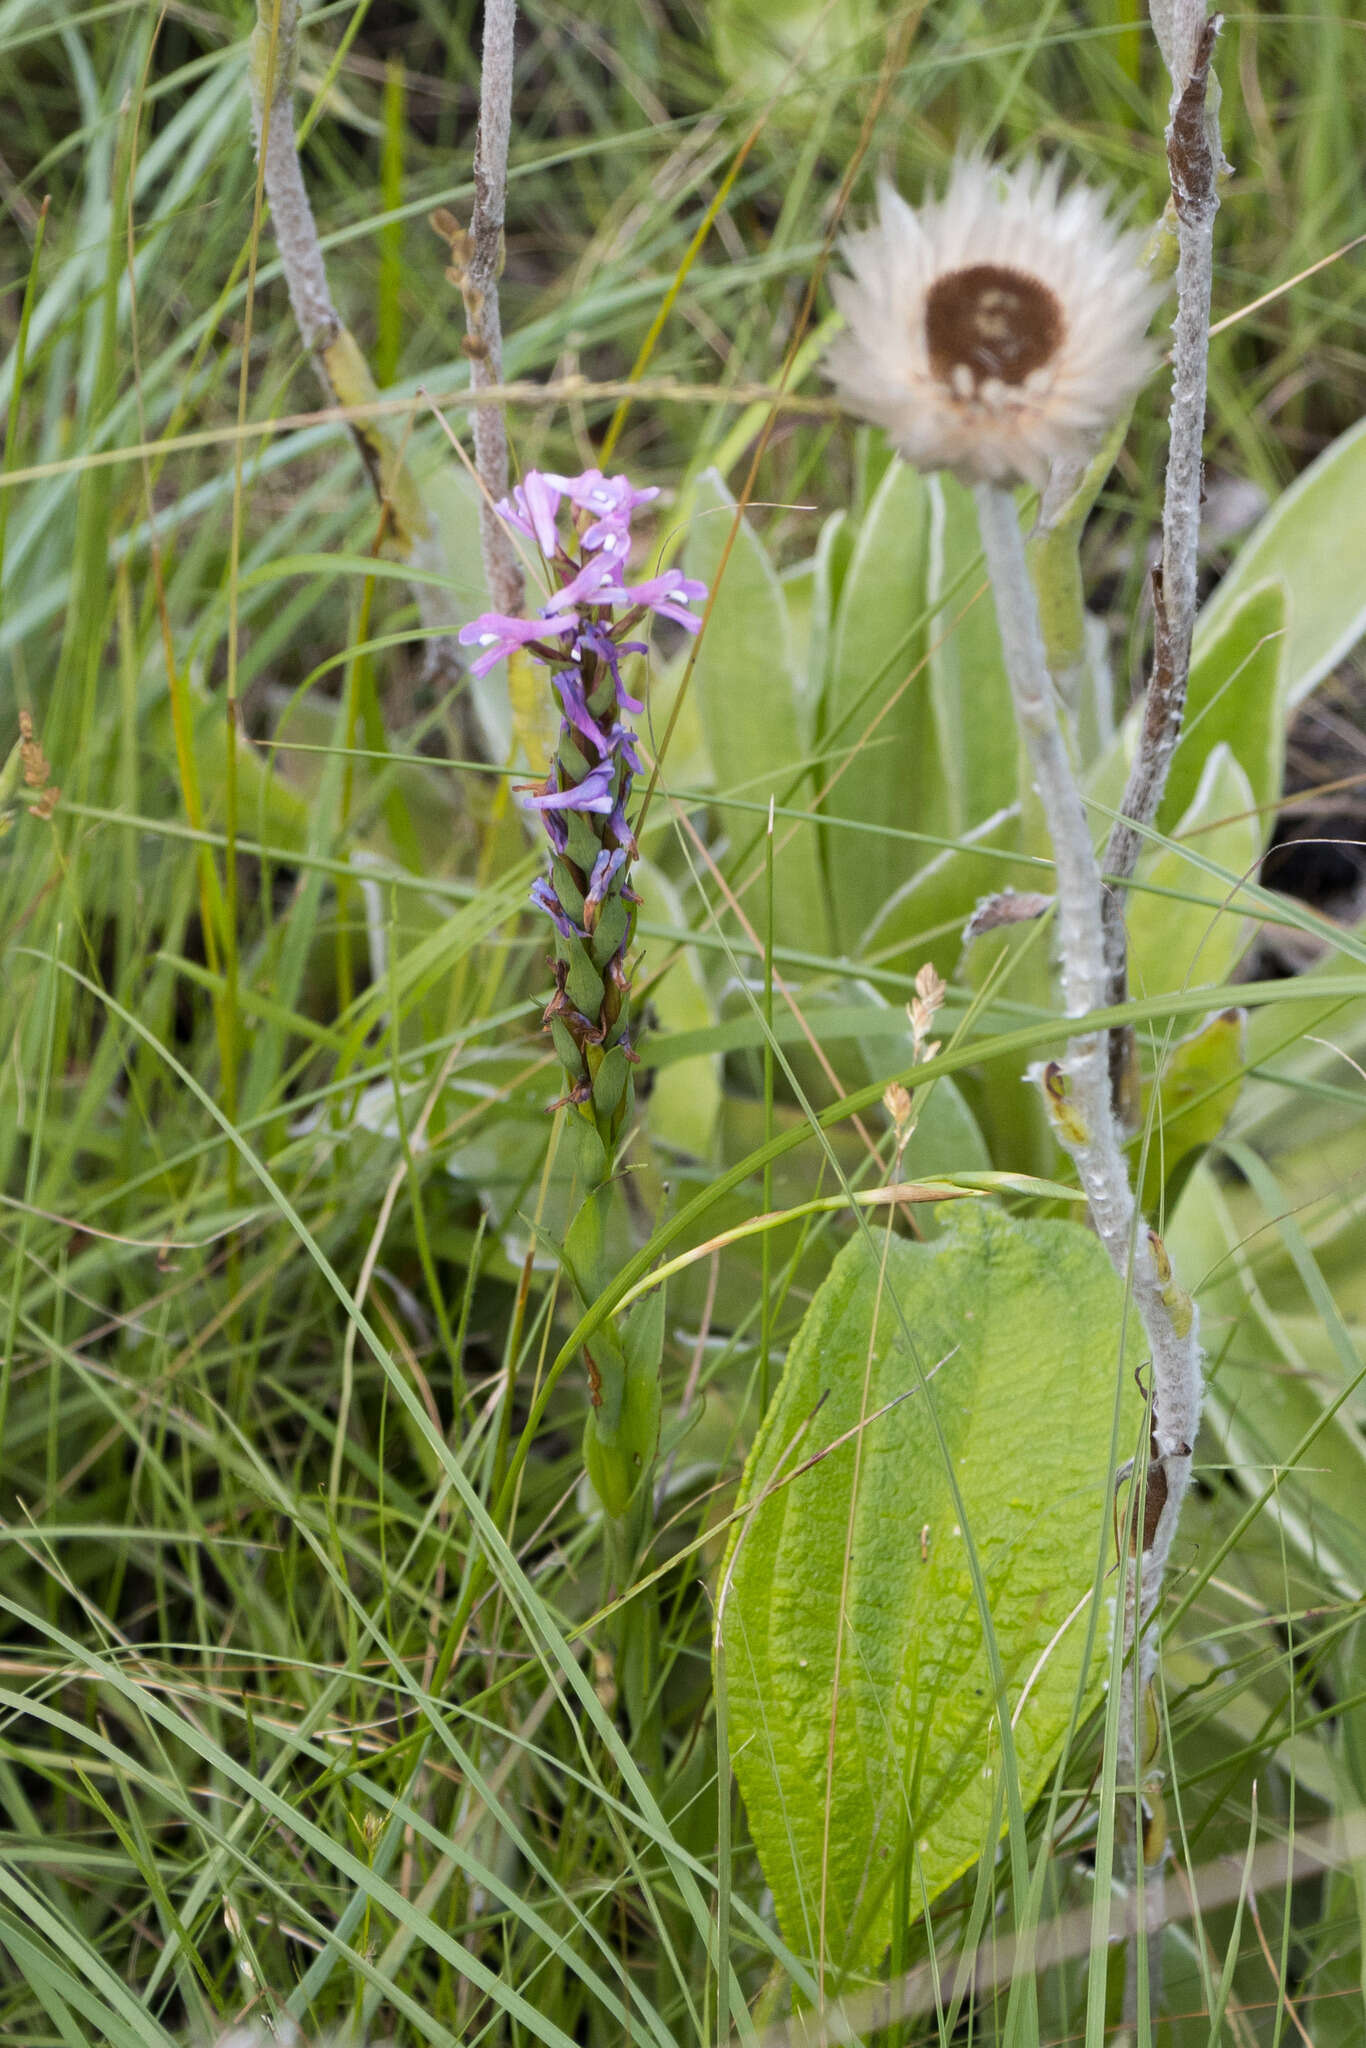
[973,481,1202,1801]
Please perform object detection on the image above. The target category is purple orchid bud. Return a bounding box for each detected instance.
[583,847,628,930]
[520,760,617,816]
[530,877,586,940]
[608,723,644,774]
[552,667,612,757]
[541,804,569,854]
[577,623,645,715]
[606,796,639,857]
[458,609,579,677]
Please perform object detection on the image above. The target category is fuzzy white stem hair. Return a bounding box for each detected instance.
[249,0,339,355]
[972,480,1202,1810]
[1102,12,1226,1091]
[466,0,524,620]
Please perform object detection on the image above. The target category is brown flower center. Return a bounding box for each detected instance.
[925,265,1064,390]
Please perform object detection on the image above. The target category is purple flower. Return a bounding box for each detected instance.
[577,623,644,715]
[542,551,620,616]
[530,877,586,940]
[607,723,644,775]
[545,469,659,549]
[520,760,616,816]
[617,569,707,633]
[540,804,569,855]
[606,795,639,858]
[452,466,710,1147]
[552,667,612,757]
[583,848,628,930]
[458,609,579,677]
[496,473,564,556]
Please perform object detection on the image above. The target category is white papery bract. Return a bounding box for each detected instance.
[825,158,1162,489]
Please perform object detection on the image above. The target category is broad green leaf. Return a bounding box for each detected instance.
[684,469,830,955]
[821,461,946,952]
[1126,743,1259,1002]
[720,1202,1142,1975]
[416,460,510,757]
[927,473,1015,831]
[781,558,816,708]
[1137,1006,1245,1217]
[711,0,883,106]
[1084,582,1284,849]
[1194,414,1366,705]
[142,678,311,856]
[266,681,467,876]
[859,803,1026,978]
[805,507,852,721]
[1159,579,1287,832]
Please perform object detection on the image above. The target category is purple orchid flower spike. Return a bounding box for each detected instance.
[456,463,707,1154]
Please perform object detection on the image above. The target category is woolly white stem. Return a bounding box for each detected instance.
[1102,12,1224,1089]
[973,482,1202,1790]
[466,0,523,620]
[249,0,339,355]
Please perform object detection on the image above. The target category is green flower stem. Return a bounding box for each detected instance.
[1029,411,1132,751]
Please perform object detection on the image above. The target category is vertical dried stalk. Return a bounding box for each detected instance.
[1102,10,1226,1116]
[1038,13,1221,2010]
[458,0,523,619]
[248,1,431,555]
[974,481,1203,2006]
[249,0,339,356]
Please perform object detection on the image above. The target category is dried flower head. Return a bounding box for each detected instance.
[825,158,1162,489]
